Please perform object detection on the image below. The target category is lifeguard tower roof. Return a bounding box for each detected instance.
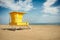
[10,12,26,14]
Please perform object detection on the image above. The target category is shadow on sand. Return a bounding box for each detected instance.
[0,28,31,31]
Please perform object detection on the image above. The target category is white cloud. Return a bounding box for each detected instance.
[43,0,57,7]
[43,0,59,14]
[0,0,33,11]
[43,7,58,14]
[39,0,60,23]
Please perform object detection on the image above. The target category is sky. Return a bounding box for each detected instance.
[0,0,60,24]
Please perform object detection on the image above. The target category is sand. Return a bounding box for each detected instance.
[0,25,60,40]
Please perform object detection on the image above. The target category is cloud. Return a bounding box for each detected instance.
[0,0,33,11]
[43,0,59,14]
[43,0,57,7]
[43,7,58,14]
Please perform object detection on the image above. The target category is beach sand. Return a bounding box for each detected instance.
[0,25,60,40]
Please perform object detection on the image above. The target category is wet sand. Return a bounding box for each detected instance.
[0,25,60,40]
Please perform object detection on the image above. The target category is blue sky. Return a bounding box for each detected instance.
[0,0,60,24]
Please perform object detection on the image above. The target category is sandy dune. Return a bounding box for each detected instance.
[0,25,60,40]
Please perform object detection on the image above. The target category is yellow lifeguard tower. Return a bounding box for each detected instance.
[9,12,30,29]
